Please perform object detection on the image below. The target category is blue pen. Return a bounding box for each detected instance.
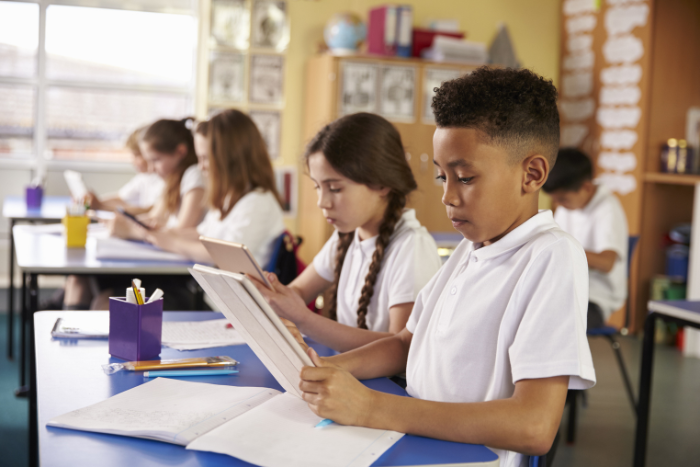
[315,418,334,428]
[144,369,239,378]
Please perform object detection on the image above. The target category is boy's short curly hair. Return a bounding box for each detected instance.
[432,67,560,165]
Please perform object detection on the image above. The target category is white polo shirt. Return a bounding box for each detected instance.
[313,209,442,332]
[166,165,207,228]
[405,210,596,467]
[554,185,628,320]
[197,189,285,268]
[118,172,164,208]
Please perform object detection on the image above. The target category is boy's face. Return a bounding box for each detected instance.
[548,181,596,210]
[433,127,541,245]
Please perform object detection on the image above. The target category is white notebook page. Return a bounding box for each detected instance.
[187,392,404,467]
[47,378,279,445]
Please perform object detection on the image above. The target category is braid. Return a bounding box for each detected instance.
[327,232,353,321]
[355,195,404,329]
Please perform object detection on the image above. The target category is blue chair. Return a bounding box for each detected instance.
[565,236,639,443]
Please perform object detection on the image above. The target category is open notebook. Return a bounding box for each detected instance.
[48,264,405,467]
[48,378,403,467]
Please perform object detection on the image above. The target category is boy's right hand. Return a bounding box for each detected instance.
[280,317,309,353]
[300,348,377,428]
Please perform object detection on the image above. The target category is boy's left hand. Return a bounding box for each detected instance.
[300,347,377,427]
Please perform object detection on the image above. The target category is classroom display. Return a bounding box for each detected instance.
[559,0,700,331]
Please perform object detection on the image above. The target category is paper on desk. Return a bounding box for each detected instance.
[95,237,189,262]
[47,378,280,446]
[51,314,109,339]
[187,392,404,467]
[162,319,245,350]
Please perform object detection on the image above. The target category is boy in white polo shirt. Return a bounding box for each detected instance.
[296,67,596,467]
[543,148,628,328]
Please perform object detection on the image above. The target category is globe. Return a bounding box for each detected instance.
[324,13,366,55]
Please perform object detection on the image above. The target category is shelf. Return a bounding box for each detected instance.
[643,172,700,186]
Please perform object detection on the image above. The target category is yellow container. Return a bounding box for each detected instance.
[62,215,90,248]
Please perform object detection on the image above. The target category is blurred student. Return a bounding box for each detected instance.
[543,147,628,328]
[133,109,285,267]
[109,117,206,238]
[84,127,164,213]
[249,113,442,353]
[63,118,207,309]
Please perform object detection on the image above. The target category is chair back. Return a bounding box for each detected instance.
[265,231,305,285]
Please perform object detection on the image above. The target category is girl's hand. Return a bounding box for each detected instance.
[300,348,377,427]
[144,229,173,251]
[107,212,146,240]
[83,191,100,210]
[248,272,312,326]
[280,317,309,353]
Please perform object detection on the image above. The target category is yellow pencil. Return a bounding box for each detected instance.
[132,280,144,305]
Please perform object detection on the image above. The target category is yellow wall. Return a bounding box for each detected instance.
[279,0,560,227]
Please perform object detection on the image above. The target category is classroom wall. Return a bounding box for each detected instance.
[280,0,561,227]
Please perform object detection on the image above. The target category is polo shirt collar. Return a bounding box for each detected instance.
[470,210,557,261]
[582,183,609,214]
[351,208,418,256]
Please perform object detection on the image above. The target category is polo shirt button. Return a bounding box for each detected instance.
[450,287,457,295]
[473,257,478,262]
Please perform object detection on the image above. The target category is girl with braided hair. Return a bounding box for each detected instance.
[251,113,442,352]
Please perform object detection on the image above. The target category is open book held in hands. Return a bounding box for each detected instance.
[189,264,313,397]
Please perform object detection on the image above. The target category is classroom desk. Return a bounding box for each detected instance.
[633,300,700,467]
[13,223,200,465]
[35,311,499,467]
[3,195,71,360]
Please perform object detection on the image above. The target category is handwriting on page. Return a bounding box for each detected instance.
[161,319,245,350]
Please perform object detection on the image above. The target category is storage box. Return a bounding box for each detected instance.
[108,297,163,361]
[25,186,43,209]
[412,28,464,58]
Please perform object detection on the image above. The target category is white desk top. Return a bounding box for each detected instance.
[648,300,700,325]
[2,195,71,220]
[13,224,195,275]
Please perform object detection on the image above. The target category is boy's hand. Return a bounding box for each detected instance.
[248,272,312,326]
[300,348,377,427]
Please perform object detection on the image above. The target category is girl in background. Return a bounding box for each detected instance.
[138,109,285,267]
[250,113,442,352]
[110,117,206,238]
[85,127,164,213]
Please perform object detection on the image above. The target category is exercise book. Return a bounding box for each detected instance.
[48,373,403,467]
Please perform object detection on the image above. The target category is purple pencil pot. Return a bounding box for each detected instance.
[25,186,43,209]
[108,297,163,361]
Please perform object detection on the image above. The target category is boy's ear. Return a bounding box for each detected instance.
[521,154,549,194]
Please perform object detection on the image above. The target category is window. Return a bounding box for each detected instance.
[0,1,197,164]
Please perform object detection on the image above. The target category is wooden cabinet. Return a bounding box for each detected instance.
[298,54,477,263]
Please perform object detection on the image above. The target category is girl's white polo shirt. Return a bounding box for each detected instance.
[405,210,596,467]
[313,209,442,332]
[197,189,285,268]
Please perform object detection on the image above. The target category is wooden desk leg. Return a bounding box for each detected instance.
[7,219,15,359]
[28,273,38,467]
[633,312,657,467]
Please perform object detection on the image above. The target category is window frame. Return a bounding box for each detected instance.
[0,0,199,173]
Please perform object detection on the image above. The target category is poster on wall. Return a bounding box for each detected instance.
[249,54,284,104]
[422,68,462,123]
[250,110,281,159]
[339,62,378,115]
[379,66,416,122]
[209,52,245,102]
[251,0,289,51]
[210,0,250,49]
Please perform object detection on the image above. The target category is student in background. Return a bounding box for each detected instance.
[109,117,206,238]
[250,113,442,353]
[136,109,285,267]
[84,127,164,213]
[63,118,207,310]
[294,68,595,467]
[543,147,628,328]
